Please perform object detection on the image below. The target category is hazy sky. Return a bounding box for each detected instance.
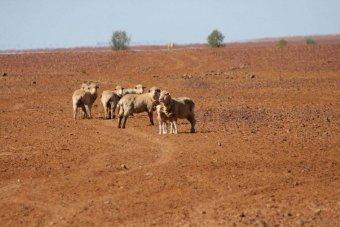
[1,0,339,49]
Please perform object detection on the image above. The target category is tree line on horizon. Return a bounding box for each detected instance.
[110,30,317,50]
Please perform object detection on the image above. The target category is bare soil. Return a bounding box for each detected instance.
[0,41,339,226]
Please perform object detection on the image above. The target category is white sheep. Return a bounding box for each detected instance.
[158,90,196,133]
[100,87,124,119]
[121,84,145,96]
[116,87,161,128]
[167,42,174,50]
[72,82,99,120]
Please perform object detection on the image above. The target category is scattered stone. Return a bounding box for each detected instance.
[314,208,322,215]
[145,172,153,176]
[217,142,222,146]
[256,220,267,227]
[32,81,36,85]
[120,164,128,170]
[202,211,206,214]
[296,219,305,226]
[251,74,256,79]
[240,212,245,218]
[2,73,7,77]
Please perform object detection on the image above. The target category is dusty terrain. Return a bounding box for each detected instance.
[0,40,339,226]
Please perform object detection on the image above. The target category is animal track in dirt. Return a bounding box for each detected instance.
[89,119,175,174]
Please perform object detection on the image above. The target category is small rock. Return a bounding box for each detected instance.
[120,164,128,170]
[256,220,267,227]
[251,74,256,79]
[2,73,7,77]
[217,142,222,146]
[314,208,322,215]
[240,212,245,218]
[202,211,206,214]
[296,219,304,226]
[32,81,36,85]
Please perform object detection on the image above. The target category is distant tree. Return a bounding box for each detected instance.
[207,30,225,47]
[305,37,316,45]
[277,39,288,48]
[111,31,130,50]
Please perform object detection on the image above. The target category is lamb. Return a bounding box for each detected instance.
[156,103,176,134]
[116,87,161,128]
[100,87,124,119]
[158,90,196,133]
[72,82,99,120]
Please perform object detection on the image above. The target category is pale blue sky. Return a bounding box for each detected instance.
[0,0,339,50]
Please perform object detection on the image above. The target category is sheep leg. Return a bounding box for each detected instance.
[148,111,154,125]
[121,115,128,128]
[117,104,124,128]
[163,121,168,134]
[73,105,78,120]
[172,120,178,134]
[81,105,88,119]
[158,121,163,134]
[84,105,92,119]
[169,121,174,134]
[187,115,196,133]
[110,102,116,119]
[103,105,108,119]
[118,116,122,128]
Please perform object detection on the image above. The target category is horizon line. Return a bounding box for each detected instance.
[1,33,339,53]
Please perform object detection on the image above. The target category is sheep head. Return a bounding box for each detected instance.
[149,86,161,101]
[115,86,124,97]
[135,84,145,94]
[159,90,171,105]
[88,82,99,95]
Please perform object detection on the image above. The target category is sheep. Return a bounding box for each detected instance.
[120,84,145,96]
[116,87,161,128]
[156,103,176,134]
[100,87,124,119]
[72,82,99,120]
[167,42,174,50]
[158,90,196,133]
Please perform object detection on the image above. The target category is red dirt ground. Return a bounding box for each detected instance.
[0,40,339,226]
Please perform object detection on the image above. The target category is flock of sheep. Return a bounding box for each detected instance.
[72,81,196,134]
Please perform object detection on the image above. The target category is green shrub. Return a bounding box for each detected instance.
[207,30,225,47]
[305,37,316,45]
[111,31,130,50]
[277,39,288,48]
